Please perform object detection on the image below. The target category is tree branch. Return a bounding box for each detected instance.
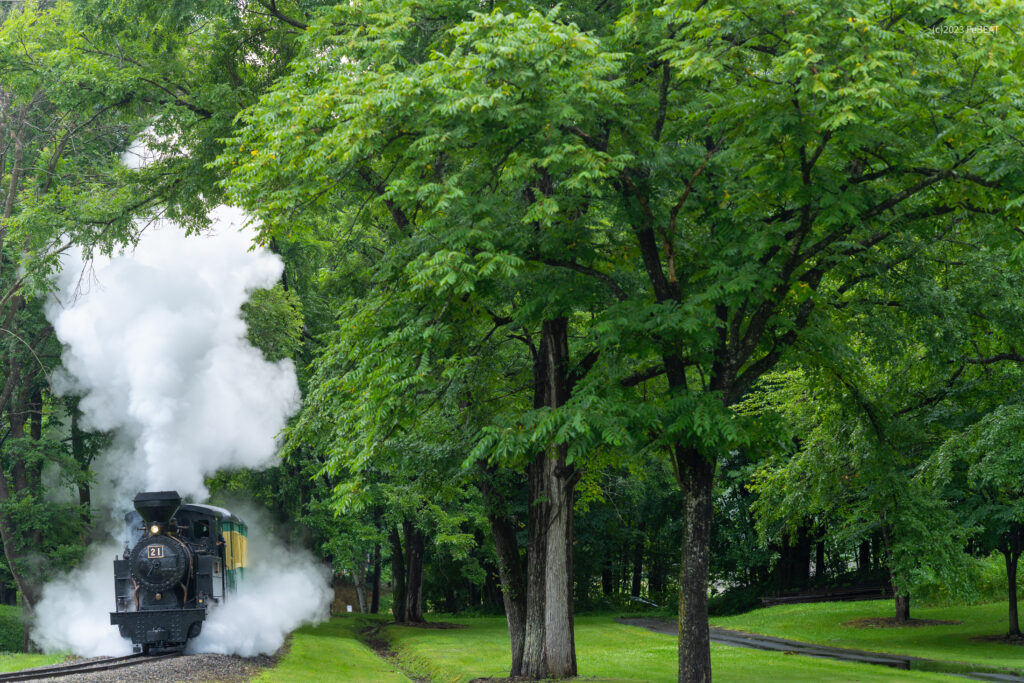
[540,258,628,301]
[965,352,1024,364]
[259,0,309,30]
[621,366,666,387]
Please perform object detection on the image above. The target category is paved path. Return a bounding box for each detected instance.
[617,618,1024,681]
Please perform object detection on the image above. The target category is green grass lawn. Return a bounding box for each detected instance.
[0,604,61,672]
[384,615,951,682]
[254,617,412,683]
[710,599,1024,669]
[0,652,64,673]
[4,601,1020,681]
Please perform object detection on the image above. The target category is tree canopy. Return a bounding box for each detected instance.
[0,1,1020,680]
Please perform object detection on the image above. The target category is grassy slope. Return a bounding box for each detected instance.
[711,599,1024,669]
[253,617,412,683]
[386,615,950,682]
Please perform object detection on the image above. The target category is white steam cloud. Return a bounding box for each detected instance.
[47,207,299,500]
[32,141,331,656]
[32,544,133,657]
[189,506,333,656]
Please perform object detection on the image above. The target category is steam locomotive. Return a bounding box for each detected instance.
[110,490,247,653]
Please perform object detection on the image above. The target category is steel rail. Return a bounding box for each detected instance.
[0,652,181,681]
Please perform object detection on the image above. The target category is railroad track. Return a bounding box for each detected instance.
[0,652,181,681]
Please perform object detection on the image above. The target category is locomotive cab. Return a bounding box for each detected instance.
[110,491,247,654]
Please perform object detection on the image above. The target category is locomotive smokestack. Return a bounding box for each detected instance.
[133,491,182,526]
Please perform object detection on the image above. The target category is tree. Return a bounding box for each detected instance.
[931,403,1024,638]
[223,4,627,675]
[750,214,1024,624]
[0,0,328,643]
[750,366,974,623]
[219,1,1024,681]
[0,3,160,639]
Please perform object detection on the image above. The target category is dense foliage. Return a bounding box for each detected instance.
[0,1,1019,681]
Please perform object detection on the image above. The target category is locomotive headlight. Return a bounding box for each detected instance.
[150,524,161,535]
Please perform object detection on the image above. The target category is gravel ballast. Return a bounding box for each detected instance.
[11,652,277,682]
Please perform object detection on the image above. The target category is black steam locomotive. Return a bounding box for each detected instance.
[110,490,248,653]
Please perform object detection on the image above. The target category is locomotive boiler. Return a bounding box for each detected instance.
[110,490,247,653]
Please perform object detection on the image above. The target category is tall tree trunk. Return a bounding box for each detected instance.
[602,562,613,596]
[27,388,42,550]
[10,406,28,496]
[389,526,406,622]
[675,446,714,683]
[3,401,38,653]
[1,104,27,252]
[0,99,47,654]
[370,543,381,614]
[522,317,577,679]
[477,464,527,676]
[1007,550,1020,637]
[650,553,665,596]
[881,526,910,624]
[0,355,45,651]
[353,565,368,614]
[0,465,38,646]
[4,405,38,612]
[814,540,826,582]
[443,584,457,613]
[793,527,812,588]
[70,404,91,534]
[403,521,425,623]
[483,568,503,612]
[620,545,629,593]
[542,442,577,678]
[488,511,526,676]
[1003,534,1022,639]
[631,541,643,597]
[858,540,870,572]
[895,594,910,623]
[775,526,811,590]
[522,453,548,678]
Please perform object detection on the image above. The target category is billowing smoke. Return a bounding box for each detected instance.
[32,142,331,656]
[32,544,133,657]
[189,505,333,656]
[46,207,299,500]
